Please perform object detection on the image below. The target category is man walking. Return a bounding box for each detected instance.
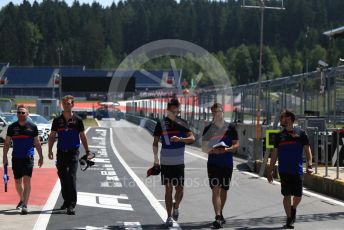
[202,103,239,229]
[267,110,313,229]
[48,95,90,215]
[2,105,43,214]
[152,98,195,227]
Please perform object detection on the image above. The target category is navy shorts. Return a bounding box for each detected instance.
[160,164,185,187]
[12,157,34,179]
[279,173,303,197]
[207,164,233,191]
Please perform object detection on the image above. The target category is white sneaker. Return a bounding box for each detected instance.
[165,217,173,227]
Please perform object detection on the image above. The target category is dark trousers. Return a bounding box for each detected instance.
[56,149,79,208]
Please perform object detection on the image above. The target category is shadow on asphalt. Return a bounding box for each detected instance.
[236,162,251,172]
[0,208,66,215]
[46,211,344,229]
[178,212,344,229]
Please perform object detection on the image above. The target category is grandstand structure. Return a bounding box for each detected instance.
[0,63,181,99]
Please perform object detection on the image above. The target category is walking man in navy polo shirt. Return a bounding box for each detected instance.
[152,98,195,227]
[202,103,239,229]
[48,95,90,215]
[2,105,43,215]
[267,110,313,229]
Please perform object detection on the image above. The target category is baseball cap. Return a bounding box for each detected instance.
[147,165,161,177]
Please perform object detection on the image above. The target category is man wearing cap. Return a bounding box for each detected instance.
[202,103,239,229]
[152,98,195,227]
[267,110,313,229]
[48,95,90,215]
[2,105,43,215]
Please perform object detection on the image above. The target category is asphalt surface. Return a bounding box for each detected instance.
[44,119,344,230]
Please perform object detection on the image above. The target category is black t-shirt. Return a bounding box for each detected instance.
[51,114,85,150]
[7,121,38,158]
[273,127,309,174]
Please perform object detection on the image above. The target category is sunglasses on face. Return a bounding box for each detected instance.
[170,110,180,114]
[17,111,26,115]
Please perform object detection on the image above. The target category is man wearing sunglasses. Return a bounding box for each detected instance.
[202,103,239,229]
[152,98,195,227]
[2,105,43,215]
[48,95,90,215]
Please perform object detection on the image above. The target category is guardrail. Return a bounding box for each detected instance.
[125,113,157,135]
[311,128,344,179]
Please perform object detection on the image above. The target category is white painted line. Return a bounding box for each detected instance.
[32,180,61,230]
[85,127,91,133]
[188,151,344,207]
[101,171,116,176]
[100,181,123,187]
[95,128,107,132]
[88,145,106,149]
[124,222,142,230]
[95,119,101,127]
[92,137,104,140]
[185,150,208,160]
[106,176,120,181]
[93,158,111,163]
[77,192,133,211]
[109,128,181,229]
[33,127,92,229]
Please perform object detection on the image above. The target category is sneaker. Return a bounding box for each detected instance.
[213,215,222,229]
[165,216,173,227]
[284,217,294,229]
[16,201,23,210]
[291,207,296,224]
[172,203,179,221]
[67,206,75,215]
[21,205,28,215]
[220,214,226,225]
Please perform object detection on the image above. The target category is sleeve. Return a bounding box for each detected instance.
[6,124,13,137]
[202,125,211,141]
[153,120,162,137]
[51,118,58,132]
[300,131,310,146]
[273,133,281,148]
[228,125,239,140]
[33,125,39,137]
[78,119,85,132]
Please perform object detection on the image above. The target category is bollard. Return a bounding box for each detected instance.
[314,129,319,174]
[325,130,329,177]
[336,129,340,179]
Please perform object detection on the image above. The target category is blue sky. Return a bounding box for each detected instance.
[0,0,123,9]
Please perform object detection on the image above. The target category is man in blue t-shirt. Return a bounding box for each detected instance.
[48,95,90,215]
[153,98,195,227]
[267,110,313,229]
[202,103,239,229]
[2,105,43,215]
